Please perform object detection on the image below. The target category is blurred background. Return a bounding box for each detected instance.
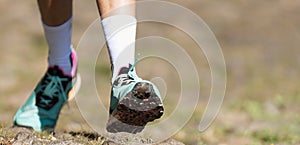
[1,0,300,144]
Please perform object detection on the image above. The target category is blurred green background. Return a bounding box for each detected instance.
[1,0,300,144]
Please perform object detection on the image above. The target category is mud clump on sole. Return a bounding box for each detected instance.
[107,82,164,134]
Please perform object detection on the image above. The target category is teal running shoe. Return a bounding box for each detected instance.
[106,64,164,133]
[13,50,79,132]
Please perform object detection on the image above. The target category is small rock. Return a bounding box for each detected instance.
[14,132,31,141]
[156,139,185,145]
[13,132,33,145]
[0,135,11,145]
[50,136,57,141]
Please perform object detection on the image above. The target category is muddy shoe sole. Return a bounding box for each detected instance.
[106,82,164,134]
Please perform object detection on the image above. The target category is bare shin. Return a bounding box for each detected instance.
[37,0,73,26]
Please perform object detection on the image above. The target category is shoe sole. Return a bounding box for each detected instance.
[106,82,164,134]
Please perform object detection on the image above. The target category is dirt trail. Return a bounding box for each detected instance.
[0,127,184,145]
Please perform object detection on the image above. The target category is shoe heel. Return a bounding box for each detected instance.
[68,73,81,101]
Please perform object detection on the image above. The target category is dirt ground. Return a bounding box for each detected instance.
[1,0,300,145]
[0,127,184,145]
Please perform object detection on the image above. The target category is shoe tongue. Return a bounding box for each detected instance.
[118,65,131,75]
[48,65,67,77]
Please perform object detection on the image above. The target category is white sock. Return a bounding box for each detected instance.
[102,15,137,83]
[43,17,72,75]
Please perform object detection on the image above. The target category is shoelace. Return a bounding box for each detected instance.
[113,59,140,87]
[36,73,69,105]
[113,74,135,87]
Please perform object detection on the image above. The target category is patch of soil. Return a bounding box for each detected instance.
[0,127,184,145]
